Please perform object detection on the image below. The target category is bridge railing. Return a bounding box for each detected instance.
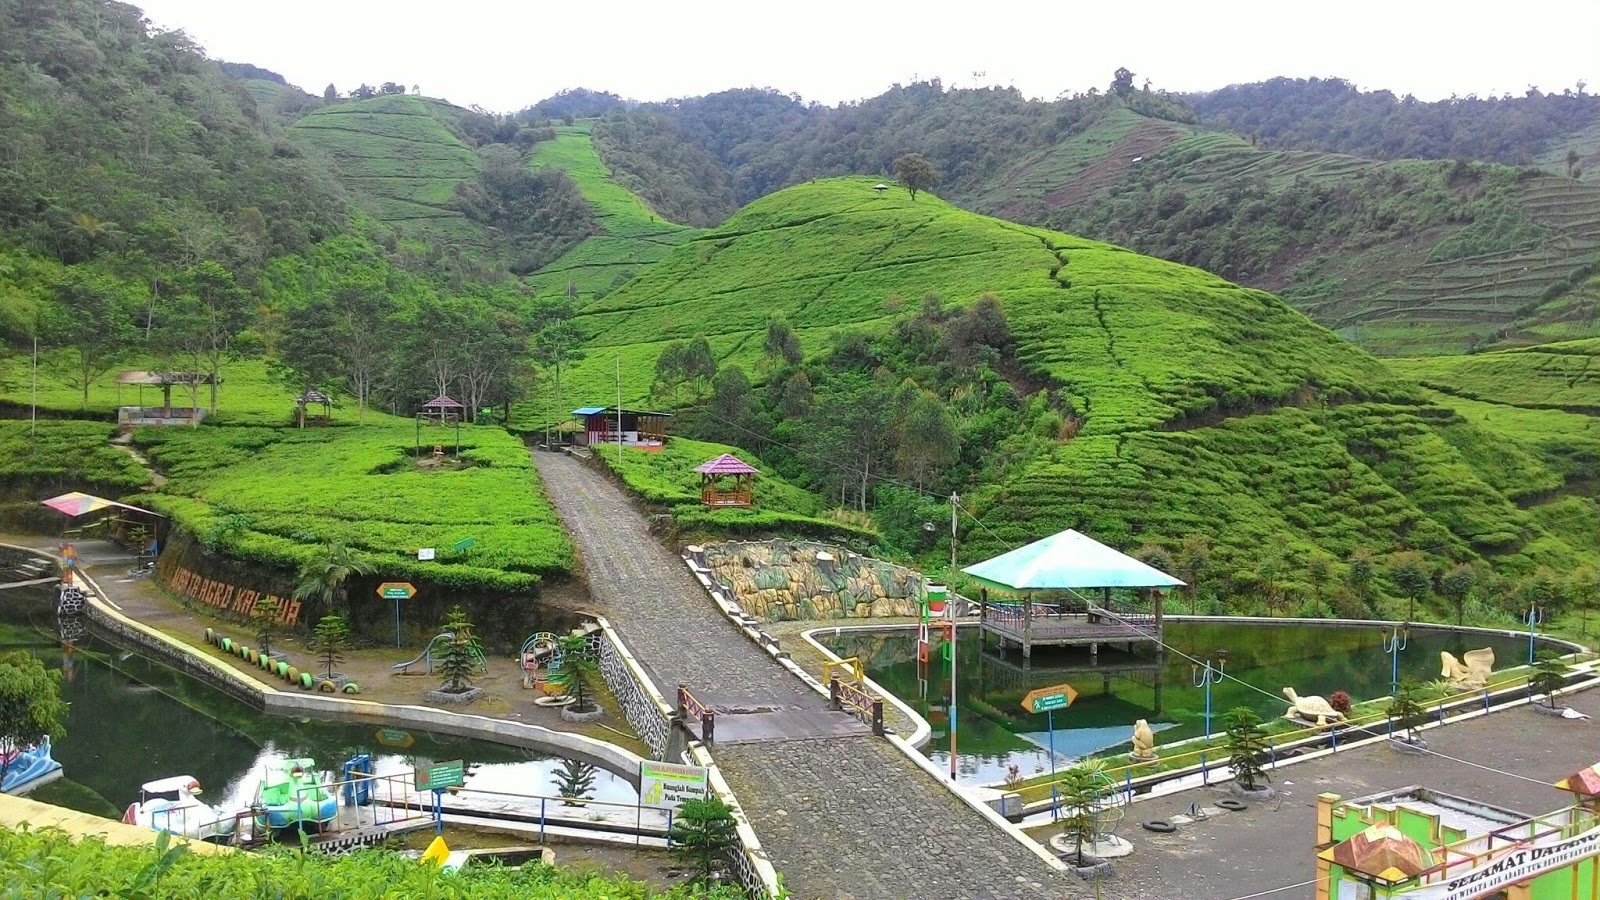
[829,674,886,736]
[677,683,716,745]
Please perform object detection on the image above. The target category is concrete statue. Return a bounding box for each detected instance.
[1283,687,1346,726]
[1440,648,1494,689]
[1130,719,1158,761]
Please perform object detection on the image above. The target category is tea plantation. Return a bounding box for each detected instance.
[535,177,1598,597]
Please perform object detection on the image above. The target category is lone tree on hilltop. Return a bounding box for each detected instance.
[323,83,337,101]
[1111,67,1136,98]
[892,153,940,201]
[0,652,67,788]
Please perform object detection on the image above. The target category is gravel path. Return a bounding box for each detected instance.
[532,450,1077,900]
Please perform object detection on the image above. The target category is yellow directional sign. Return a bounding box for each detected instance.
[377,581,417,600]
[375,727,415,749]
[1020,683,1079,714]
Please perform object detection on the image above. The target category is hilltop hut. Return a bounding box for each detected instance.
[570,407,671,448]
[695,453,758,508]
[294,389,331,428]
[420,394,464,424]
[114,371,213,428]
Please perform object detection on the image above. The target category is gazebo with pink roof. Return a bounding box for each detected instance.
[695,453,758,508]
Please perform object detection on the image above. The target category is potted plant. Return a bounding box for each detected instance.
[1224,707,1274,799]
[1387,680,1429,752]
[1053,761,1115,877]
[1532,653,1571,715]
[558,633,603,723]
[426,606,484,705]
[311,614,350,688]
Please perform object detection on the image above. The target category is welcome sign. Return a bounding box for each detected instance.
[1396,825,1600,900]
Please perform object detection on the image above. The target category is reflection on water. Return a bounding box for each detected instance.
[1,586,636,815]
[821,620,1543,786]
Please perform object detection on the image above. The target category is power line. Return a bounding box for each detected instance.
[1218,878,1322,900]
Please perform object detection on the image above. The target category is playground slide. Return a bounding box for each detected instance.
[390,632,454,675]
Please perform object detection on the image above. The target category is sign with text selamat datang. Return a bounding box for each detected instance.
[640,761,709,810]
[1387,824,1600,900]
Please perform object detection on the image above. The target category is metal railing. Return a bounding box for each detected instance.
[829,675,886,736]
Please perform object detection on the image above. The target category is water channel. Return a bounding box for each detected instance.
[0,585,637,819]
[819,619,1550,787]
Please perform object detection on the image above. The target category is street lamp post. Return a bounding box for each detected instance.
[1383,624,1408,695]
[1526,604,1544,664]
[1192,649,1228,744]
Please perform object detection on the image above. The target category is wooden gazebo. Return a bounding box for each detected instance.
[695,454,758,508]
[420,394,464,424]
[294,388,331,428]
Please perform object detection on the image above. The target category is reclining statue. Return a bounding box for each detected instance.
[1283,687,1346,726]
[1441,648,1494,689]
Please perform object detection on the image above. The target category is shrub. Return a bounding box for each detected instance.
[1328,690,1352,714]
[1223,707,1271,792]
[667,795,739,886]
[1388,679,1429,741]
[1532,653,1570,708]
[312,614,349,680]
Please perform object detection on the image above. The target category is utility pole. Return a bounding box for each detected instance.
[30,334,38,441]
[615,353,623,466]
[949,491,959,781]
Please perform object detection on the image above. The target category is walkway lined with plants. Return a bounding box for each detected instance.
[532,450,1070,900]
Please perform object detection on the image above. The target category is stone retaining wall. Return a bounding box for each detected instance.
[690,540,923,622]
[595,617,676,762]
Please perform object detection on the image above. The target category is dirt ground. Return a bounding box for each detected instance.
[1047,687,1600,900]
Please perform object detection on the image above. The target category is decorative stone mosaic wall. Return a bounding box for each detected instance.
[694,540,924,622]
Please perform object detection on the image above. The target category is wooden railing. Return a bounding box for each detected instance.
[828,675,885,736]
[676,683,715,745]
[700,488,752,507]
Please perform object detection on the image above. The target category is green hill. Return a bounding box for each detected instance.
[535,178,1597,608]
[522,122,700,301]
[288,95,488,248]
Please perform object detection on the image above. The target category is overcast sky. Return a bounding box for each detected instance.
[132,0,1597,112]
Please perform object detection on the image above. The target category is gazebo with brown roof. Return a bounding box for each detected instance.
[695,453,758,508]
[294,388,332,428]
[420,394,464,424]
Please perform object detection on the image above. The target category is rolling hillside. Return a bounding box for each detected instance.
[528,178,1597,593]
[288,95,487,248]
[522,122,701,301]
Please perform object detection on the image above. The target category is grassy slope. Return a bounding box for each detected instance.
[133,424,572,591]
[593,436,875,539]
[288,95,485,247]
[523,122,700,301]
[535,177,1595,581]
[981,110,1600,356]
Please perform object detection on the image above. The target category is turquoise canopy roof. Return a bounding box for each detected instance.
[961,529,1184,592]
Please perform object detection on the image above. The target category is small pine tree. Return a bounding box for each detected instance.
[558,633,598,712]
[439,606,479,694]
[667,795,738,885]
[1223,707,1271,792]
[252,596,282,658]
[1055,762,1109,864]
[1532,653,1569,709]
[553,759,597,807]
[1388,679,1428,742]
[312,614,349,680]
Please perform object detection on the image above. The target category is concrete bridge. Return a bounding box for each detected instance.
[533,451,1072,900]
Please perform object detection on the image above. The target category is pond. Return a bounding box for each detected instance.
[0,586,637,818]
[819,619,1548,787]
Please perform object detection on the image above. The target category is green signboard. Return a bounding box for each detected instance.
[415,759,465,791]
[375,727,415,749]
[1020,682,1079,714]
[378,581,417,600]
[453,537,475,553]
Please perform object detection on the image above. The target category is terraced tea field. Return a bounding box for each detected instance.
[523,123,700,301]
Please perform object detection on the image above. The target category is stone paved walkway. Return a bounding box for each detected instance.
[533,451,1074,900]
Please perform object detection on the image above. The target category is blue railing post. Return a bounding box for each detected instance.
[539,798,546,842]
[1200,753,1208,784]
[667,810,674,847]
[1331,728,1338,751]
[1269,741,1276,769]
[1051,786,1059,822]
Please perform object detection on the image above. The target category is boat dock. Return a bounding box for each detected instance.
[978,593,1163,659]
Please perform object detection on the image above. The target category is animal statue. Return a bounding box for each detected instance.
[1283,687,1346,726]
[1131,719,1158,760]
[1441,648,1495,689]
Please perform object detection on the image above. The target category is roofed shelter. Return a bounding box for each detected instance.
[419,394,464,424]
[114,371,213,428]
[962,528,1183,660]
[571,407,671,448]
[294,389,331,428]
[40,492,167,554]
[695,453,758,507]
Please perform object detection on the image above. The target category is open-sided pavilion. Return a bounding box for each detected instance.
[961,528,1183,660]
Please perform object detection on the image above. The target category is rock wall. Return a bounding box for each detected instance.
[695,540,924,622]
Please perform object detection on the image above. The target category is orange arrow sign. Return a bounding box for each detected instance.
[1020,683,1078,714]
[377,581,417,600]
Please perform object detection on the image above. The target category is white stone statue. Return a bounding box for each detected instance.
[1130,719,1158,761]
[1441,648,1495,689]
[1283,687,1346,726]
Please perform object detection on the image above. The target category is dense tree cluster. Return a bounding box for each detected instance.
[591,112,739,227]
[1188,77,1598,164]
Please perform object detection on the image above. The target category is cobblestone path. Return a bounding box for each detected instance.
[534,451,1073,900]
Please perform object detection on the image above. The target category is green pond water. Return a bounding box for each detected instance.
[820,620,1547,786]
[0,586,636,817]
